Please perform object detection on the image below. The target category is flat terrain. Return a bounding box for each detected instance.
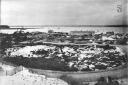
[0,45,128,85]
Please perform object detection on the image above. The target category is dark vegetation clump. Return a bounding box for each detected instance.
[3,56,74,71]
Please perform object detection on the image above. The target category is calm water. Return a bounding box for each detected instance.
[0,27,127,34]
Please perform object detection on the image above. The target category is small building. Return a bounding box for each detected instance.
[70,31,95,36]
[69,31,95,44]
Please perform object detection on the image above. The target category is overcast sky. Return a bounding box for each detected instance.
[1,0,128,25]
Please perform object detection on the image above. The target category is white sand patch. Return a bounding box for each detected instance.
[0,63,15,71]
[0,68,68,85]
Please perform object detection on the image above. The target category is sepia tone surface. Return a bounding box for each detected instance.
[0,0,128,85]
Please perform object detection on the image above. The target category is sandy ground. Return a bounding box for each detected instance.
[0,62,68,85]
[0,67,68,85]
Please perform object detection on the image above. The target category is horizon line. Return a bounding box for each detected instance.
[9,25,128,27]
[0,25,128,29]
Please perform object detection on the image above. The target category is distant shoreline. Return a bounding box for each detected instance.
[0,26,127,34]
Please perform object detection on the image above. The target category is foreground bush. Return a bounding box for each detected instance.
[3,56,74,71]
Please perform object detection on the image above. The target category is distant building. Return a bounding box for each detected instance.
[49,32,68,37]
[70,31,95,36]
[106,32,114,35]
[69,31,95,44]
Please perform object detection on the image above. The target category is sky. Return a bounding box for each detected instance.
[1,0,128,25]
